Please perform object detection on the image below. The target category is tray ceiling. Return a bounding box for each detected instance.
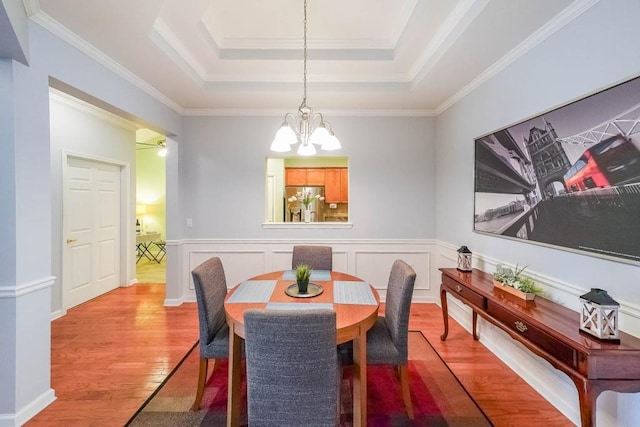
[29,0,591,115]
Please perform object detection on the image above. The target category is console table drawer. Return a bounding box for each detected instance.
[487,301,577,369]
[442,275,486,309]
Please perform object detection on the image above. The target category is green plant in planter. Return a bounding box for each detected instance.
[494,264,545,296]
[295,264,312,293]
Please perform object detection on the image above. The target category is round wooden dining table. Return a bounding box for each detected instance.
[224,270,380,427]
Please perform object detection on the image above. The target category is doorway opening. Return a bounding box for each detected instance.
[136,128,167,283]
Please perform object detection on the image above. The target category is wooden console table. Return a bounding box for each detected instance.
[439,268,640,427]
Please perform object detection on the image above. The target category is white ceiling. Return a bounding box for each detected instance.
[28,0,594,115]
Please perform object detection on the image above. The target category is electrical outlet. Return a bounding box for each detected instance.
[186,218,193,228]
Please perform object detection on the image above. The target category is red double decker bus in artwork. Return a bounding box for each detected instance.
[563,136,640,192]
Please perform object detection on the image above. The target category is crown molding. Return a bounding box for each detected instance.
[29,9,186,115]
[409,0,489,84]
[435,0,600,115]
[149,17,207,86]
[182,108,436,117]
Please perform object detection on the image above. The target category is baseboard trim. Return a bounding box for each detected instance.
[164,296,184,306]
[0,388,56,427]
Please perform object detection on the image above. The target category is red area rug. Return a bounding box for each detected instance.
[127,332,491,426]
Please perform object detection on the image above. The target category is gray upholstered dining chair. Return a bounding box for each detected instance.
[338,259,417,419]
[291,245,333,270]
[243,309,339,426]
[190,256,233,410]
[369,259,417,418]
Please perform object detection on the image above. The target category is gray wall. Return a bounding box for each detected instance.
[436,1,640,424]
[436,0,640,309]
[0,20,182,421]
[180,115,436,239]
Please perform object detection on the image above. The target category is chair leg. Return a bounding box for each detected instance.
[399,364,414,419]
[191,358,209,411]
[336,366,342,424]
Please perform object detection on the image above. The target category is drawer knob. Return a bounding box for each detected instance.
[455,285,463,293]
[514,321,528,333]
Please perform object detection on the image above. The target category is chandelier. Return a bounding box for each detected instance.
[270,0,341,156]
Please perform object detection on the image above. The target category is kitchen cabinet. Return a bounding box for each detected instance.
[324,168,348,203]
[285,168,307,186]
[306,168,325,185]
[285,168,326,186]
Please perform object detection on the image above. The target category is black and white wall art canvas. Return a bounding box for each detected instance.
[474,76,640,265]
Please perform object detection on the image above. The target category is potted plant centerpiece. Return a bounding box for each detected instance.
[493,264,544,300]
[295,264,312,294]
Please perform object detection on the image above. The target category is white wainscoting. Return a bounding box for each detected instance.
[166,239,439,306]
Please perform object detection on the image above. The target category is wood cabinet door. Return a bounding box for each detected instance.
[285,168,306,186]
[340,168,348,202]
[306,168,325,186]
[324,169,341,203]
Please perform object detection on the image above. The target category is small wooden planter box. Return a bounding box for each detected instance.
[493,280,536,300]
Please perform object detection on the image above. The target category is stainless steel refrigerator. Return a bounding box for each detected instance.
[284,186,326,222]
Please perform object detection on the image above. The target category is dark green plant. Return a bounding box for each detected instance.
[295,264,312,282]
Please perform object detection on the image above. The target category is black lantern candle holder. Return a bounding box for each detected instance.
[579,288,620,342]
[457,246,472,272]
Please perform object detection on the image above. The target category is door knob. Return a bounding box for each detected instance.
[66,239,77,244]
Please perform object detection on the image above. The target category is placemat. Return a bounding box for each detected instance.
[225,280,277,303]
[266,302,334,311]
[281,270,332,281]
[333,281,377,305]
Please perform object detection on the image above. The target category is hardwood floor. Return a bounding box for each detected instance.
[411,305,572,427]
[135,257,166,283]
[27,284,198,427]
[27,283,572,426]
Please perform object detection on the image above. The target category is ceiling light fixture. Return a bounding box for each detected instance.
[270,0,341,156]
[157,141,168,157]
[136,139,167,157]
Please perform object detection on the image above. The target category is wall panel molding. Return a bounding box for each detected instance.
[170,239,439,304]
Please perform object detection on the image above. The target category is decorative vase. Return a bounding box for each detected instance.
[493,280,535,301]
[304,207,311,223]
[297,280,309,294]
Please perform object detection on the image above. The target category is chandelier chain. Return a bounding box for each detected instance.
[302,0,307,109]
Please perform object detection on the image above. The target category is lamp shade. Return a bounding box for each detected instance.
[308,123,331,146]
[297,141,317,156]
[270,124,297,152]
[321,133,341,151]
[136,204,147,215]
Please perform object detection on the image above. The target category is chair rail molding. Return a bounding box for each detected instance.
[166,238,438,306]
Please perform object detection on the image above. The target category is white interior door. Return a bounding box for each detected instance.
[64,157,121,309]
